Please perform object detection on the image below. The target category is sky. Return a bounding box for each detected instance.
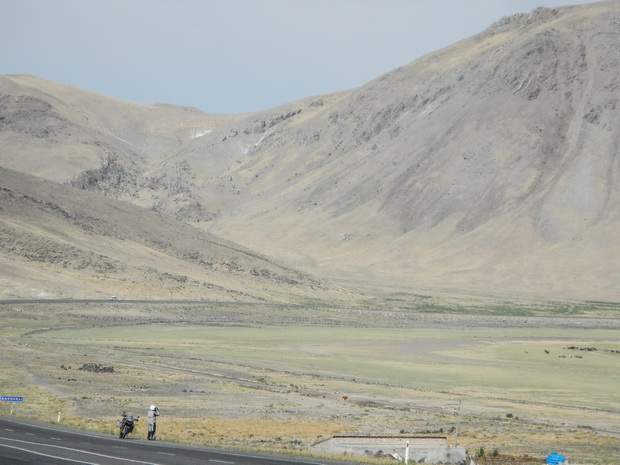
[2,0,602,115]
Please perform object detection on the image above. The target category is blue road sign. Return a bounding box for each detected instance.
[0,396,24,402]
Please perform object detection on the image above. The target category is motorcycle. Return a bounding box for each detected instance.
[117,412,138,438]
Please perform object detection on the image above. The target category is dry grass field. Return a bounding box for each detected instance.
[1,298,619,464]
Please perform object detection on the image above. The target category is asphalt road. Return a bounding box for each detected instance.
[0,417,342,465]
[0,299,241,305]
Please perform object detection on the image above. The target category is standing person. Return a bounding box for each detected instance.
[147,405,159,440]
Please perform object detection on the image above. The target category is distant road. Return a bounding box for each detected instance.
[0,299,264,305]
[0,417,343,465]
[0,299,303,307]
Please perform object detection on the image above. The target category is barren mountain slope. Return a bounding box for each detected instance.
[0,74,239,188]
[0,167,350,301]
[2,1,620,302]
[197,1,620,301]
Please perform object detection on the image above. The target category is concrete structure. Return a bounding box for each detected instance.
[311,435,466,464]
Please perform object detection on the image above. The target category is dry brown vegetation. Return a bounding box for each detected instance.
[1,300,619,464]
[0,167,351,302]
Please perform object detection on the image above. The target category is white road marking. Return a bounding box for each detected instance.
[0,443,98,464]
[0,436,166,464]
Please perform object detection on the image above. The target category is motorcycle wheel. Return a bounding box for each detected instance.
[120,425,129,438]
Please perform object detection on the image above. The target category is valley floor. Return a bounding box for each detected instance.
[1,300,619,464]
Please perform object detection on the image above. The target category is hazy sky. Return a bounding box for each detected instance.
[2,0,601,114]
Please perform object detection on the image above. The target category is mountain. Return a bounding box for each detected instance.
[1,1,619,302]
[0,166,350,301]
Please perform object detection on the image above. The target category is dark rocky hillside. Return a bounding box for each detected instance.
[1,1,619,302]
[0,167,349,301]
